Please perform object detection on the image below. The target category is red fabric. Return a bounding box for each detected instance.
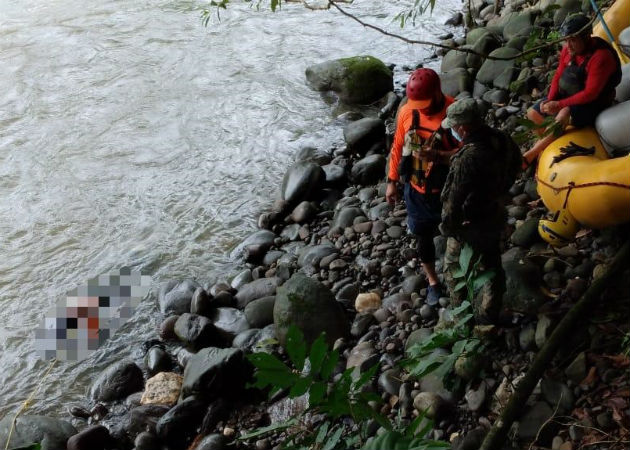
[388,96,454,193]
[547,41,618,108]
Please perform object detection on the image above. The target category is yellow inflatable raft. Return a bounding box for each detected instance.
[593,0,630,63]
[536,128,630,245]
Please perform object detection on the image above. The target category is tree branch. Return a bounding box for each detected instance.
[327,0,598,62]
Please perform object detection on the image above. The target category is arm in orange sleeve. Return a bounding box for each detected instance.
[388,109,408,181]
[557,49,617,108]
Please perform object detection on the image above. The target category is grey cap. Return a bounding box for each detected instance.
[441,98,481,129]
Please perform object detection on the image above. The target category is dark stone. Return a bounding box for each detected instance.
[230,230,277,262]
[89,360,144,402]
[159,280,201,315]
[235,278,278,308]
[156,397,206,449]
[541,379,575,414]
[440,68,473,97]
[322,164,346,185]
[343,118,385,155]
[281,161,325,204]
[134,431,160,450]
[330,207,364,233]
[295,146,332,165]
[401,275,426,295]
[476,47,520,88]
[351,313,375,337]
[305,56,393,105]
[368,202,391,220]
[511,218,542,247]
[126,405,171,439]
[350,154,387,186]
[191,287,213,317]
[244,296,276,328]
[67,425,110,450]
[518,401,556,443]
[378,368,402,395]
[336,282,360,302]
[181,347,249,401]
[159,315,179,340]
[0,415,76,450]
[274,272,349,346]
[174,313,218,350]
[502,248,547,315]
[211,307,250,342]
[297,244,338,268]
[231,269,253,290]
[213,290,234,308]
[145,346,172,376]
[196,433,227,450]
[290,201,317,223]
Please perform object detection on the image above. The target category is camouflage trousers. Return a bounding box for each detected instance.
[443,230,506,324]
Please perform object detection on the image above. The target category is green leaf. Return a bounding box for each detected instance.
[458,244,474,273]
[354,362,379,389]
[322,426,344,450]
[289,375,312,398]
[472,270,496,291]
[308,333,328,376]
[454,280,466,292]
[320,349,339,380]
[309,381,327,405]
[315,421,330,444]
[286,325,306,371]
[237,419,297,440]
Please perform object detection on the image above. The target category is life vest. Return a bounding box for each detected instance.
[558,36,622,101]
[397,101,457,195]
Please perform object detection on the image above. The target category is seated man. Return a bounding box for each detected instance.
[522,13,622,167]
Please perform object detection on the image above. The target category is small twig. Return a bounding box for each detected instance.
[527,393,564,450]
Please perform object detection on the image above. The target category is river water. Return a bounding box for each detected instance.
[0,0,459,418]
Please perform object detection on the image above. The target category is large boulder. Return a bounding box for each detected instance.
[350,154,386,186]
[294,146,332,165]
[281,161,325,204]
[440,68,473,97]
[0,415,76,450]
[441,48,470,73]
[343,118,386,155]
[244,296,276,328]
[156,397,206,449]
[211,307,250,342]
[274,272,349,346]
[89,360,144,402]
[305,55,393,104]
[502,248,547,315]
[476,46,520,89]
[502,11,535,40]
[297,244,338,268]
[235,277,278,308]
[158,280,201,315]
[181,347,250,401]
[230,230,276,261]
[174,313,219,350]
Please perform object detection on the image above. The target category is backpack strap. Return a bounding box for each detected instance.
[411,109,420,130]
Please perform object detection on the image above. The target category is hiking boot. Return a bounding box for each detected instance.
[426,283,443,306]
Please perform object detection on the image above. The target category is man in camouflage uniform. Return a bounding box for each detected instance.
[440,99,522,323]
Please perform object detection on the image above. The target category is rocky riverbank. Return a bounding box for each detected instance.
[4,2,630,450]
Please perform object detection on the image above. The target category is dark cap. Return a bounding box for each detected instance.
[560,13,592,37]
[441,98,481,128]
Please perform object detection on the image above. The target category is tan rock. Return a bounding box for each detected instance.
[140,372,182,406]
[354,292,381,313]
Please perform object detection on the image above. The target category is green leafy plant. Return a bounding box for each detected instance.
[512,116,564,146]
[404,244,493,390]
[243,326,389,449]
[8,444,42,450]
[361,412,449,450]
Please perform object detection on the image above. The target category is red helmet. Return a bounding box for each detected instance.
[406,68,441,104]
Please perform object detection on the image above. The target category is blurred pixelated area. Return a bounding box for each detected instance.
[35,267,151,361]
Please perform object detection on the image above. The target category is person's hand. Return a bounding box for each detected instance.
[542,100,561,115]
[386,182,398,205]
[555,107,571,127]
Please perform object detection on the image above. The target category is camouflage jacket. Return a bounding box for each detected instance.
[440,125,522,237]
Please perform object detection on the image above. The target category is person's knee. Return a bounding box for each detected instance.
[527,107,544,124]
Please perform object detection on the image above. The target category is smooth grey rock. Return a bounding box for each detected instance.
[280,224,301,241]
[541,379,575,414]
[134,431,160,450]
[196,433,227,450]
[441,48,469,73]
[156,397,206,447]
[346,341,379,376]
[502,11,534,40]
[67,425,110,450]
[322,164,346,185]
[413,392,448,420]
[126,405,170,438]
[440,68,473,97]
[90,360,144,402]
[281,161,325,203]
[274,272,349,346]
[174,313,218,350]
[235,278,278,308]
[378,368,402,395]
[295,146,332,165]
[231,269,253,290]
[230,230,277,262]
[511,218,542,247]
[535,315,554,349]
[368,202,391,220]
[297,244,338,268]
[159,280,201,315]
[190,287,213,317]
[331,207,364,231]
[476,47,520,88]
[402,275,425,295]
[465,382,487,412]
[351,313,375,337]
[518,401,555,441]
[290,201,317,223]
[211,307,249,342]
[244,296,276,328]
[181,347,249,400]
[405,328,433,350]
[336,282,360,302]
[0,415,76,450]
[145,346,172,376]
[343,118,385,155]
[305,56,393,104]
[350,154,386,186]
[564,352,586,385]
[502,247,546,315]
[519,323,536,351]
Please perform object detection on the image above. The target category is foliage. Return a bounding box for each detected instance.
[621,331,630,357]
[8,445,42,450]
[512,116,564,146]
[393,0,438,28]
[361,413,450,450]
[403,244,493,391]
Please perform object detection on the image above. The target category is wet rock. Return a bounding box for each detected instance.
[541,379,574,414]
[502,248,546,315]
[156,396,206,448]
[337,282,360,302]
[350,154,386,186]
[322,164,346,185]
[281,161,325,204]
[445,12,463,26]
[211,307,250,342]
[378,368,402,395]
[295,146,332,165]
[230,230,277,262]
[134,431,160,450]
[452,427,486,450]
[280,224,301,241]
[564,278,587,300]
[346,341,379,376]
[343,118,386,155]
[290,201,317,223]
[355,292,381,313]
[476,47,520,89]
[441,48,469,73]
[67,425,111,450]
[465,382,487,412]
[159,280,201,315]
[196,434,227,450]
[454,351,484,380]
[382,293,412,314]
[274,273,349,346]
[231,269,253,290]
[181,347,249,401]
[244,296,276,328]
[305,56,393,105]
[297,244,338,268]
[440,68,473,97]
[564,352,586,385]
[126,404,170,438]
[535,315,554,349]
[519,323,536,351]
[351,313,375,337]
[331,207,364,232]
[140,372,182,407]
[502,11,534,40]
[191,287,214,317]
[89,360,144,402]
[413,392,448,420]
[483,88,509,104]
[159,315,179,340]
[368,202,391,220]
[402,275,425,295]
[235,277,278,308]
[0,415,77,450]
[174,313,218,350]
[145,346,172,376]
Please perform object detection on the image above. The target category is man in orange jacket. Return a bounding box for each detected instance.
[386,68,459,304]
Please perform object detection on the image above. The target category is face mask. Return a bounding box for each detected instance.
[451,128,462,142]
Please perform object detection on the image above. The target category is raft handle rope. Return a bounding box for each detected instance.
[535,174,630,195]
[4,358,57,450]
